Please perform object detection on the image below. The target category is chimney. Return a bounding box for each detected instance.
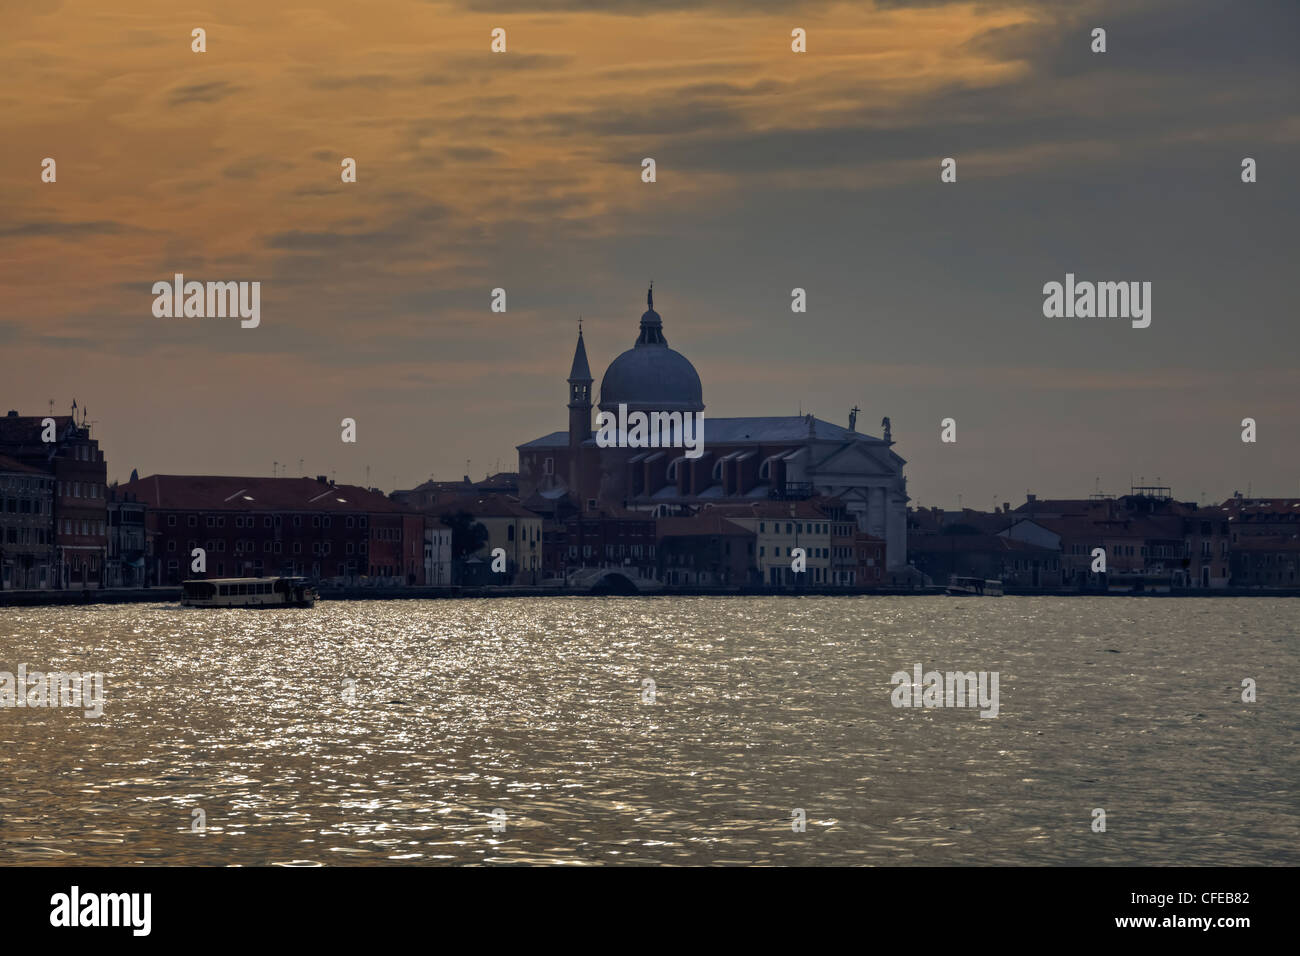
[316,475,328,484]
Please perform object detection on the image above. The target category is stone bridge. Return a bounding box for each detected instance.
[566,567,663,594]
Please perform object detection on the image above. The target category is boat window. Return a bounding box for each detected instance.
[219,585,229,596]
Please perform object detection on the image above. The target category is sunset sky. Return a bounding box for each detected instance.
[1,0,1296,507]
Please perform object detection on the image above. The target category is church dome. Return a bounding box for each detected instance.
[598,288,704,413]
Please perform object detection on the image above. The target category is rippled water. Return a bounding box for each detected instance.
[0,597,1296,865]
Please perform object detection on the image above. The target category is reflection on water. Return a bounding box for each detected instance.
[1,597,1296,865]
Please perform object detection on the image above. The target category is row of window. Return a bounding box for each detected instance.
[570,544,657,559]
[765,566,833,583]
[757,521,834,535]
[58,480,103,499]
[0,477,54,492]
[166,538,373,556]
[60,519,105,537]
[760,545,832,559]
[166,561,405,578]
[1068,543,1228,558]
[2,497,48,515]
[1006,559,1061,571]
[1242,555,1300,567]
[62,444,98,462]
[3,526,52,545]
[166,513,375,530]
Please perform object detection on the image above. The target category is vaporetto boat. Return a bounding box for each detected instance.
[181,576,318,608]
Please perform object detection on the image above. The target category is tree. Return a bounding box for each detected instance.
[440,511,489,560]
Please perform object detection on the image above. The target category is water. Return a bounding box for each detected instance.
[0,597,1295,865]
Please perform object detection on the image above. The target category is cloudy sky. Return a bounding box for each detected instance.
[1,0,1296,508]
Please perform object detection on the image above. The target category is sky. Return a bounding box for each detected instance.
[1,0,1297,509]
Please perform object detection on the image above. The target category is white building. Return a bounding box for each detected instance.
[423,526,452,585]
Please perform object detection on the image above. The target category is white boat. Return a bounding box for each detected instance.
[181,576,318,608]
[945,576,1004,596]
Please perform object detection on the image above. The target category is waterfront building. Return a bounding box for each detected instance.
[704,500,834,587]
[655,515,755,587]
[549,505,657,584]
[0,454,55,589]
[423,525,453,586]
[0,409,108,588]
[118,474,425,586]
[1229,534,1300,588]
[105,487,147,588]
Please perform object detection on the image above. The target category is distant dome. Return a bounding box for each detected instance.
[598,289,704,413]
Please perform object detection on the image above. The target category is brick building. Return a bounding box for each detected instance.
[118,474,426,586]
[547,504,657,583]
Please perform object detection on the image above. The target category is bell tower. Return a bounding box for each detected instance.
[567,321,593,495]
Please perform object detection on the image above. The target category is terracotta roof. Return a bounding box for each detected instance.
[118,474,409,512]
[1233,535,1300,552]
[0,453,47,475]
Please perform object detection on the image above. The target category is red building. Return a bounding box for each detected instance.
[119,474,427,586]
[853,532,887,587]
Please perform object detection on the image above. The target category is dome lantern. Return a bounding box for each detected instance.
[598,286,704,414]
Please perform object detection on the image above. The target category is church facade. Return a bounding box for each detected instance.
[516,289,909,567]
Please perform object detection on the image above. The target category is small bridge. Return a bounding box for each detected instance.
[566,567,663,594]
